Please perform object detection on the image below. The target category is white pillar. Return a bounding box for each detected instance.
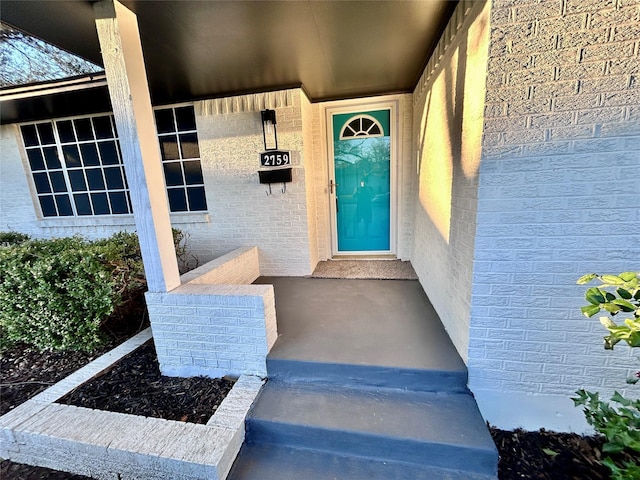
[94,0,180,292]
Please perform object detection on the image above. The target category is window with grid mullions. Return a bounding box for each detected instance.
[154,106,207,212]
[20,116,131,217]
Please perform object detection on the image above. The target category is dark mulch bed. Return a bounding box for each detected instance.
[57,340,235,424]
[491,427,611,480]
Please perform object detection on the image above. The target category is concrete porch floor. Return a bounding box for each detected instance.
[255,277,467,385]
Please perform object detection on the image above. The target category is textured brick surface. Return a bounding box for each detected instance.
[470,0,640,430]
[411,0,491,361]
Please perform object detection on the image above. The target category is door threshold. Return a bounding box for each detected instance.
[330,254,397,260]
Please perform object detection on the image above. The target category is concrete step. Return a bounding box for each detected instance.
[228,443,498,480]
[267,357,468,393]
[243,381,498,476]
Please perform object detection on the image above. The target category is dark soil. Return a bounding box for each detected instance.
[57,340,235,423]
[490,427,611,480]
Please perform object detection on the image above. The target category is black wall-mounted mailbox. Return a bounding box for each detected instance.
[258,167,292,184]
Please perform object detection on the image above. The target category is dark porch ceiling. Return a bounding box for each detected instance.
[1,0,457,123]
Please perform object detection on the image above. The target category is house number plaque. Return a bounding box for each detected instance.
[260,150,291,168]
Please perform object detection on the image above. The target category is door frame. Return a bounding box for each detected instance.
[323,97,401,257]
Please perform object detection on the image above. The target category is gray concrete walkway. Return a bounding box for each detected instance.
[256,277,465,371]
[255,277,466,383]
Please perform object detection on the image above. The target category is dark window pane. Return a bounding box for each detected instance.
[63,145,81,168]
[55,195,73,216]
[370,125,381,135]
[80,143,100,166]
[163,162,184,186]
[104,167,124,189]
[33,173,51,194]
[179,133,199,159]
[175,106,196,131]
[86,168,105,190]
[183,160,204,185]
[167,188,187,212]
[68,170,87,191]
[154,109,175,134]
[21,125,39,147]
[27,149,45,171]
[39,195,57,217]
[56,120,75,143]
[74,118,93,141]
[37,123,55,145]
[92,116,113,139]
[98,141,119,165]
[187,186,207,211]
[91,192,110,215]
[109,191,129,214]
[43,147,61,169]
[74,193,92,215]
[49,171,67,193]
[159,135,180,160]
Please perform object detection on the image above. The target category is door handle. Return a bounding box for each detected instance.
[330,180,338,194]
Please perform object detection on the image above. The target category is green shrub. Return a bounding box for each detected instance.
[0,231,31,246]
[0,229,195,352]
[0,236,116,351]
[573,272,640,480]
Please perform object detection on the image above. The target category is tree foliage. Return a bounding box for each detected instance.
[0,22,102,87]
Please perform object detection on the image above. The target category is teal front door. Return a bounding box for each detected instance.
[331,109,391,253]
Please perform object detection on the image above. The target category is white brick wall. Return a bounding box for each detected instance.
[469,0,640,431]
[192,89,314,276]
[410,0,491,362]
[146,283,276,378]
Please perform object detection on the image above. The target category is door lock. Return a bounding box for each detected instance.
[330,180,338,194]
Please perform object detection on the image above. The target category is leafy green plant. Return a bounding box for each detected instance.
[0,231,30,246]
[573,272,640,480]
[0,236,116,351]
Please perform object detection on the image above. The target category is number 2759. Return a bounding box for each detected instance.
[262,153,290,166]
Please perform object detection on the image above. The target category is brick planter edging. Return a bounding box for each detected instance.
[0,328,264,480]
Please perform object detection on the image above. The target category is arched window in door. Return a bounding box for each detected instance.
[339,115,383,139]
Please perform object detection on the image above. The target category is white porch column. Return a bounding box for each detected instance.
[94,0,180,292]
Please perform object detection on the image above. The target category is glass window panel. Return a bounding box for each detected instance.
[74,193,92,215]
[91,192,110,215]
[159,135,180,160]
[98,141,119,165]
[80,143,100,166]
[56,120,75,143]
[92,116,113,139]
[154,109,175,134]
[55,195,73,216]
[62,145,81,168]
[104,167,124,190]
[74,118,93,141]
[183,160,204,185]
[187,186,207,211]
[175,106,196,131]
[21,125,39,147]
[167,188,187,212]
[179,133,199,159]
[86,168,105,190]
[43,147,61,169]
[27,149,45,171]
[163,162,184,186]
[109,191,129,214]
[39,195,57,217]
[37,123,55,145]
[49,171,67,193]
[33,172,51,194]
[68,170,87,192]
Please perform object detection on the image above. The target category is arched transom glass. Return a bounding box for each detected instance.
[339,115,383,139]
